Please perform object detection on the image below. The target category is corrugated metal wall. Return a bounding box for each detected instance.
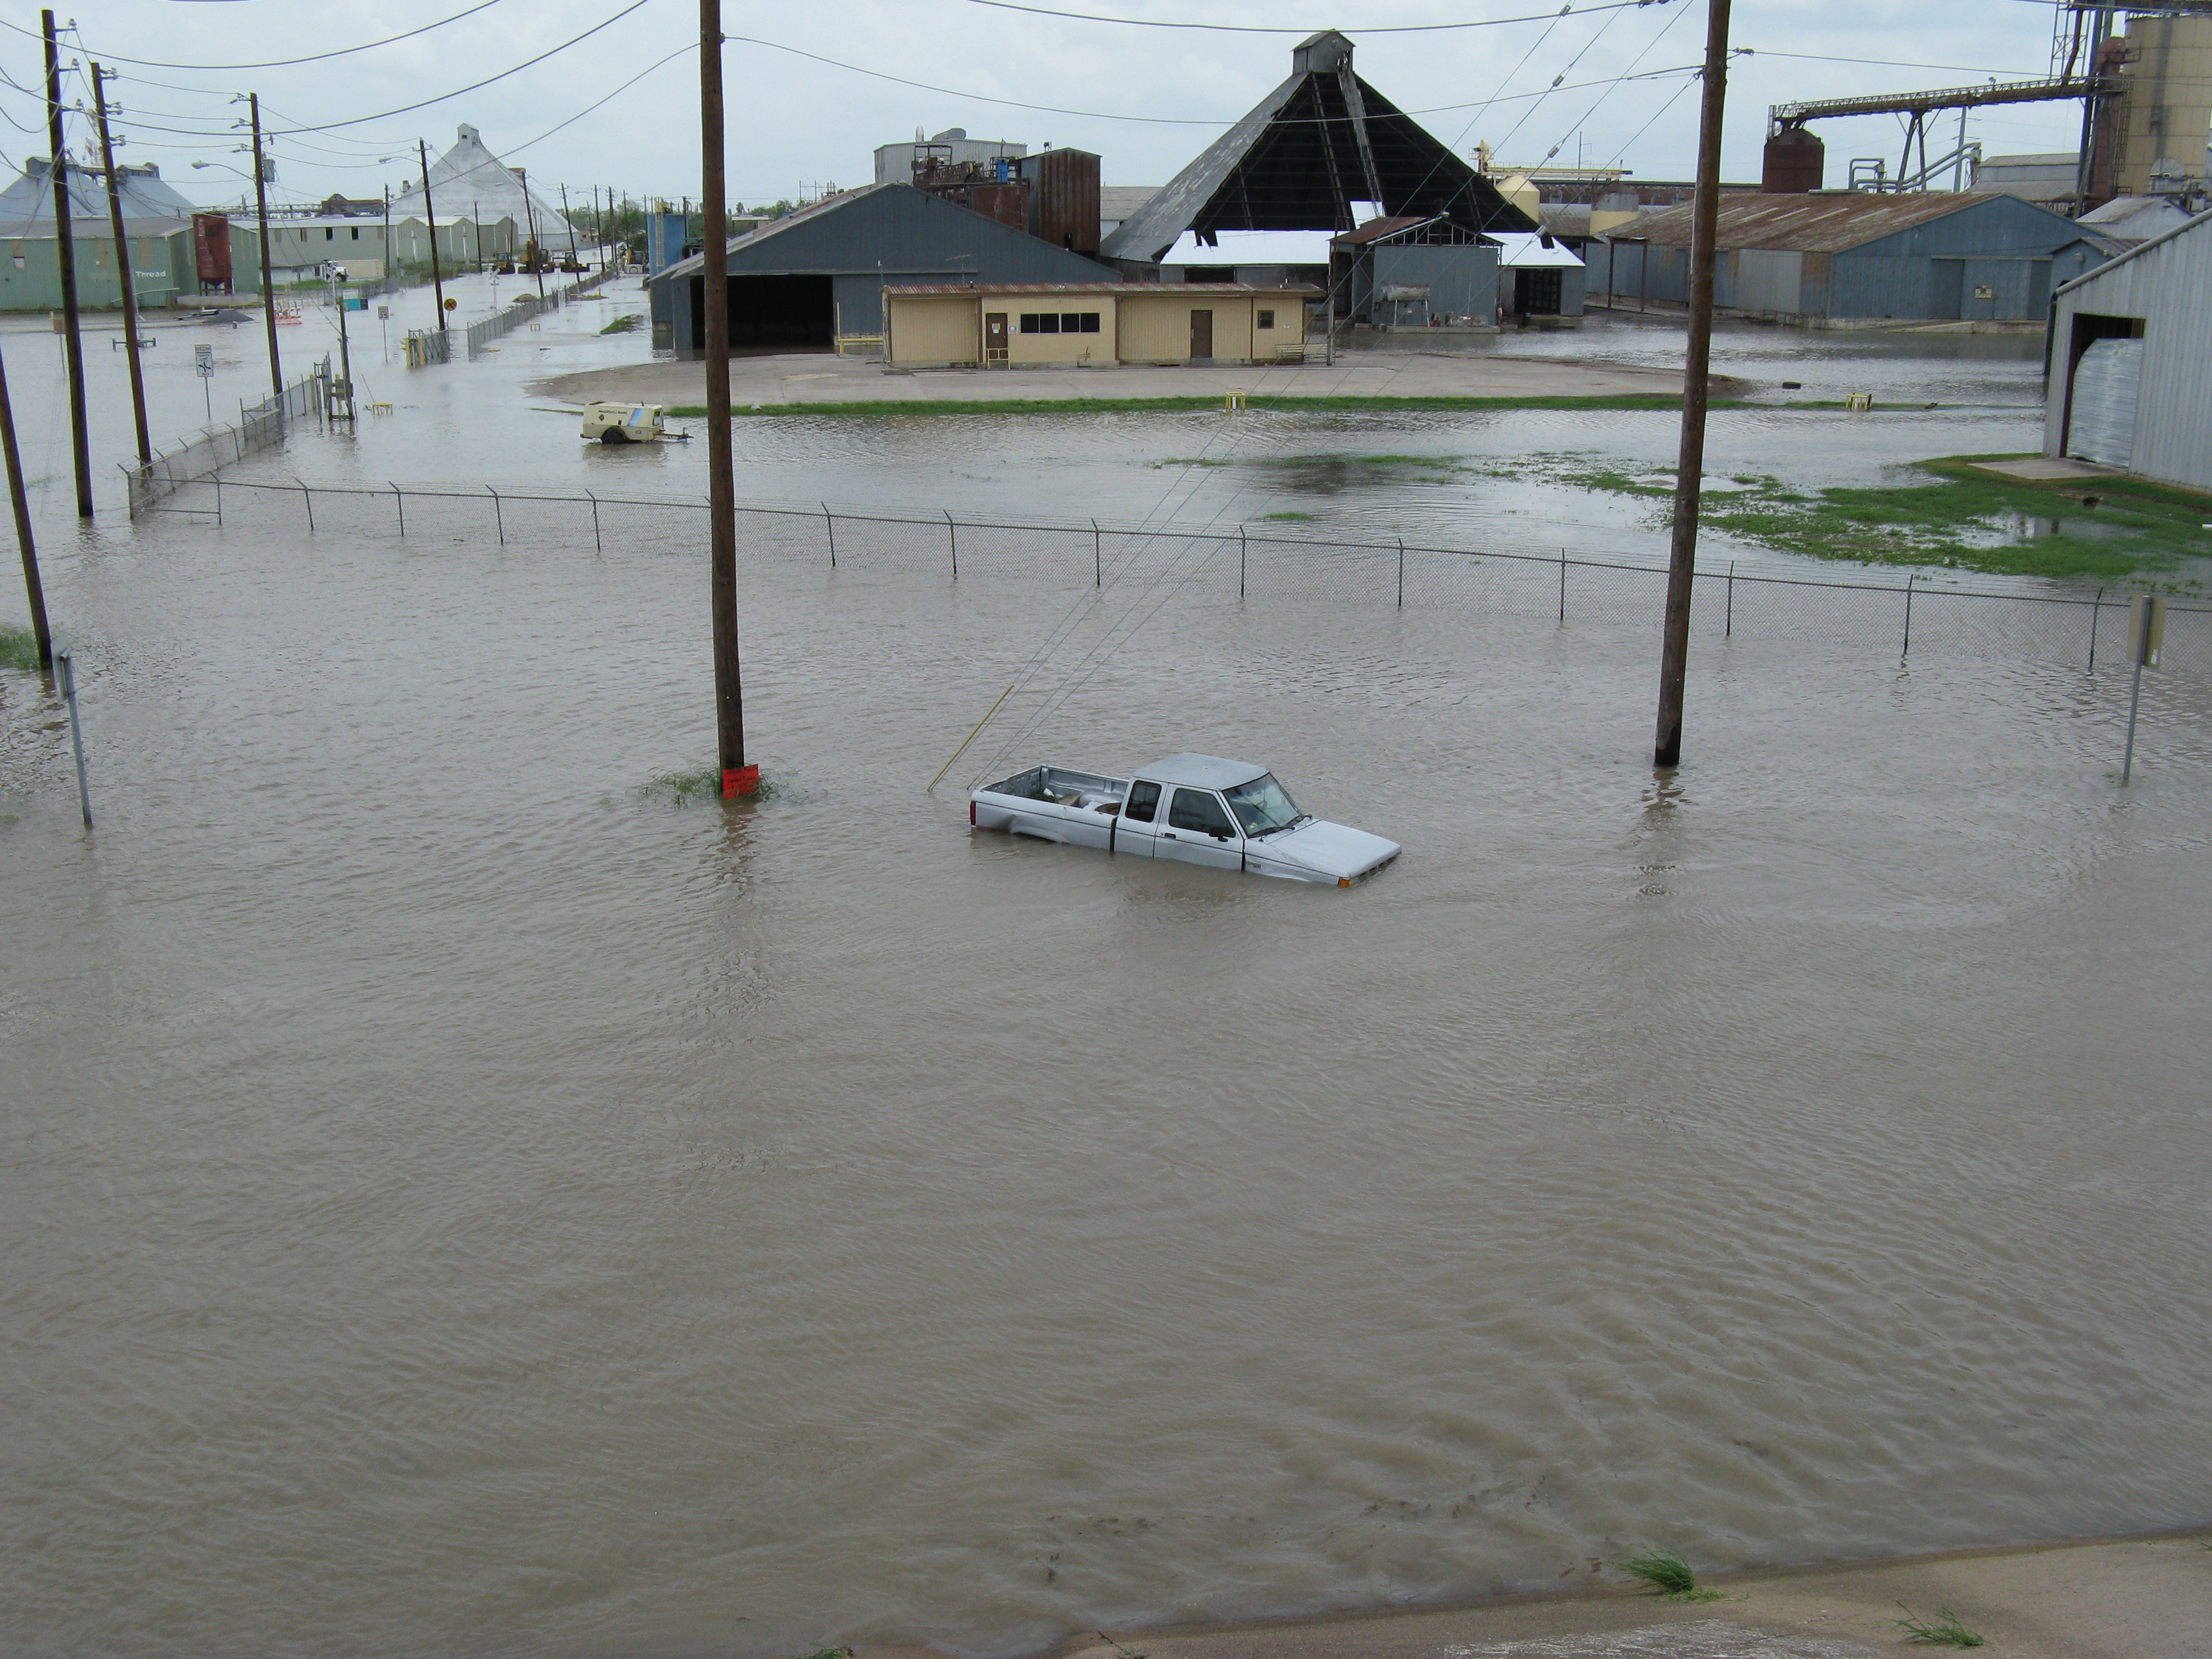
[2045,215,2212,491]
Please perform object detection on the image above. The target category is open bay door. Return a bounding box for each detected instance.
[2068,337,2143,468]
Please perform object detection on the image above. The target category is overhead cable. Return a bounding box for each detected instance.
[959,0,1677,33]
[0,0,511,71]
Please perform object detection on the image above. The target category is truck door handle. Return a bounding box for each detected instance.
[1162,832,1177,839]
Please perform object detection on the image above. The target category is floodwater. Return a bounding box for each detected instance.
[5,288,2212,1659]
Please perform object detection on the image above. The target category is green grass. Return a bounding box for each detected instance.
[0,625,41,672]
[1616,1548,1725,1601]
[1260,510,1316,522]
[638,765,779,806]
[599,312,644,335]
[1521,451,2212,585]
[665,393,1740,419]
[1893,1605,1987,1648]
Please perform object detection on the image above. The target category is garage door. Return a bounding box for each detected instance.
[2068,336,2143,467]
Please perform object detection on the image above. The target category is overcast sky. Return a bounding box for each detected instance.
[1,0,2083,214]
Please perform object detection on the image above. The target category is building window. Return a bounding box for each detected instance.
[1256,309,1275,329]
[350,227,360,240]
[1018,311,1101,334]
[325,228,335,240]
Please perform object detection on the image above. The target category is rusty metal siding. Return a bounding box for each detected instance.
[2046,211,2212,489]
[1020,150,1101,255]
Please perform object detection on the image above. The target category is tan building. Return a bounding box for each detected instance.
[2111,13,2212,197]
[884,283,1314,367]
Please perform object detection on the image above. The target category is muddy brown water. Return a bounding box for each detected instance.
[5,303,2210,1658]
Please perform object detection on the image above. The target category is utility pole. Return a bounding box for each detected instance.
[701,0,753,796]
[518,168,546,297]
[326,264,355,422]
[89,62,151,470]
[419,138,448,330]
[559,182,575,266]
[0,338,51,670]
[1652,0,1731,771]
[43,10,92,518]
[249,93,282,400]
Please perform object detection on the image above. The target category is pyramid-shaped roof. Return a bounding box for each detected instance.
[0,156,198,237]
[1101,32,1535,264]
[389,124,576,248]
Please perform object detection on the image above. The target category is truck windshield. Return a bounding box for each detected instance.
[1224,774,1302,836]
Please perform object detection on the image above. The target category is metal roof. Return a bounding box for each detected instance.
[2054,204,2212,295]
[1618,191,2032,253]
[888,282,1317,295]
[1139,754,1269,789]
[388,124,575,249]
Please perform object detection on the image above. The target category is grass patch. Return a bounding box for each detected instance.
[665,394,1739,419]
[1616,1548,1725,1601]
[638,765,783,806]
[1530,451,2212,584]
[1152,456,1233,468]
[0,624,41,672]
[1260,510,1316,521]
[599,312,644,334]
[1894,1605,1987,1648]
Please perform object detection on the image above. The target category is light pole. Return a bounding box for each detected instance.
[324,262,355,422]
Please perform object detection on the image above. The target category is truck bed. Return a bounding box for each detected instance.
[972,766,1128,848]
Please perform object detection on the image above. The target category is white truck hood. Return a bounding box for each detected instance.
[1258,819,1400,882]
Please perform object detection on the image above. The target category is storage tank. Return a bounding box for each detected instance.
[1763,124,1825,192]
[1019,148,1102,255]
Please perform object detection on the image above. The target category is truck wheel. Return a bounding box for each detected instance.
[598,428,626,444]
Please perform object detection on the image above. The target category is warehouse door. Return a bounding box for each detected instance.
[985,312,1008,365]
[1928,259,1963,319]
[2068,336,2143,468]
[725,274,834,348]
[1189,308,1213,362]
[1514,268,1563,315]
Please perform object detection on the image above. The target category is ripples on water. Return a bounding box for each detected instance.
[3,467,2209,1659]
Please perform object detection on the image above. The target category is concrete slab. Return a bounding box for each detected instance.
[1971,456,2123,481]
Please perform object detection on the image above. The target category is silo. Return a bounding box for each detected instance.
[1762,124,1825,192]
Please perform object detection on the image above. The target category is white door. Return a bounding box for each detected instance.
[2069,336,2143,468]
[1114,779,1164,857]
[1158,787,1244,872]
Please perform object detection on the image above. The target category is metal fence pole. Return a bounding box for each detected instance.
[1557,547,1567,624]
[489,485,504,546]
[1901,573,1915,658]
[1240,527,1247,598]
[2087,584,2104,669]
[945,508,957,579]
[213,476,222,525]
[823,502,837,567]
[297,477,314,533]
[1397,537,1405,609]
[2123,649,2146,784]
[1092,518,1101,588]
[391,481,405,537]
[54,647,91,827]
[588,489,602,554]
[1725,558,1734,636]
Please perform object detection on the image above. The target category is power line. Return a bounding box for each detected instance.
[0,0,512,71]
[960,0,1676,33]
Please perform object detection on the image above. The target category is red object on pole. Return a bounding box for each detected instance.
[1652,0,1732,771]
[701,0,752,797]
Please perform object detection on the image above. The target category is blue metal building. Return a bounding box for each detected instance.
[650,183,1115,358]
[1586,193,2118,323]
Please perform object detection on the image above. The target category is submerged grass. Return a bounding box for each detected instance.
[1616,1548,1725,1601]
[598,312,644,335]
[1894,1605,1988,1648]
[0,625,41,672]
[666,393,1733,419]
[1496,451,2212,585]
[636,765,783,806]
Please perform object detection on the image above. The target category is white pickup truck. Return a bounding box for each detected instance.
[970,753,1399,886]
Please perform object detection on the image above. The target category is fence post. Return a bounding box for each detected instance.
[823,502,836,567]
[489,485,504,546]
[1396,537,1405,610]
[2087,584,2104,669]
[296,477,314,533]
[1901,573,1914,659]
[1557,547,1566,624]
[587,489,602,554]
[945,508,957,579]
[1725,558,1734,637]
[1092,518,1101,588]
[390,481,405,537]
[213,476,222,526]
[1240,526,1247,598]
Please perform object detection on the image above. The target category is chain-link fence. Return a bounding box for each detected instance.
[156,475,2212,682]
[121,367,331,518]
[460,266,623,360]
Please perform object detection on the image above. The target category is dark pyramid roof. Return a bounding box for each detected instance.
[1101,31,1536,264]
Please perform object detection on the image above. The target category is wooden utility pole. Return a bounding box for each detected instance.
[89,64,151,469]
[518,168,546,297]
[1652,0,1732,771]
[418,138,449,331]
[701,0,753,796]
[0,339,51,670]
[43,11,92,518]
[249,94,282,399]
[559,182,574,267]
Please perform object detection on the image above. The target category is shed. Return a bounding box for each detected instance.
[884,282,1315,366]
[650,183,1115,357]
[2043,207,2212,489]
[1586,192,2116,323]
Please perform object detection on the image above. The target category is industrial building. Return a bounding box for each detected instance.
[1102,32,1533,277]
[1586,193,2114,324]
[2045,207,2212,489]
[0,156,198,310]
[387,125,575,255]
[651,182,1115,358]
[1328,217,1585,328]
[884,282,1314,366]
[875,129,1027,186]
